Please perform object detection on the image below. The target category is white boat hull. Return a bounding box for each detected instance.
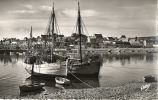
[55,77,70,85]
[25,62,67,78]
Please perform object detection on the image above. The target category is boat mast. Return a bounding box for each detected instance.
[28,26,32,50]
[30,26,34,77]
[78,2,82,63]
[30,26,32,38]
[51,3,55,62]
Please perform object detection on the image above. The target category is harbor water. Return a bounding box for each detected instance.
[0,51,157,96]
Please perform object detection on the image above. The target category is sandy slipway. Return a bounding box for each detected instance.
[1,82,158,99]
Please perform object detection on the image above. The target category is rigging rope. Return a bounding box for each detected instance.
[45,10,53,35]
[55,16,60,34]
[68,71,94,88]
[81,17,89,36]
[72,20,78,34]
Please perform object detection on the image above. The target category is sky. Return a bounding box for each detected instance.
[0,0,157,39]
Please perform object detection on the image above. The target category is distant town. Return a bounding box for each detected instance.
[0,33,158,51]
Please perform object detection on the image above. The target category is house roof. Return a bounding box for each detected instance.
[120,35,126,38]
[103,37,108,41]
[94,34,103,39]
[89,36,96,39]
[107,37,115,41]
[58,35,64,37]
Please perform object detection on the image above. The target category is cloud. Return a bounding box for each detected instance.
[8,10,37,14]
[82,10,98,17]
[23,4,33,9]
[40,5,52,11]
[0,0,156,39]
[62,9,98,17]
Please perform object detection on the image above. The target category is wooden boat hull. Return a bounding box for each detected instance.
[67,61,101,78]
[19,83,45,92]
[25,62,67,79]
[144,75,157,82]
[55,77,70,85]
[25,68,65,79]
[109,49,120,54]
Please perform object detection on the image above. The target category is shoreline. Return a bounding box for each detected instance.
[1,81,158,99]
[0,47,158,51]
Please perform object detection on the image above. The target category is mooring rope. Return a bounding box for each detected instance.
[69,71,94,88]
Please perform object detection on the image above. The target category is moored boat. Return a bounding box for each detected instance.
[25,56,67,78]
[144,75,157,83]
[153,44,158,48]
[67,55,102,77]
[66,2,102,78]
[19,83,45,92]
[24,3,68,79]
[109,48,120,54]
[55,77,70,85]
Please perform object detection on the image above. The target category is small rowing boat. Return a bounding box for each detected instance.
[144,75,157,83]
[55,77,70,85]
[19,83,45,92]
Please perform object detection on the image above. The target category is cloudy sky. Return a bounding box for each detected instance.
[0,0,157,39]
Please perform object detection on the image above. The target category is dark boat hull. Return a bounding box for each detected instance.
[19,84,44,92]
[68,61,101,78]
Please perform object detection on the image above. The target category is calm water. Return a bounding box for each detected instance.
[0,52,158,96]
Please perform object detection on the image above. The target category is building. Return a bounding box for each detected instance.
[119,35,128,42]
[94,34,104,43]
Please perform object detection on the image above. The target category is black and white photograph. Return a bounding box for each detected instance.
[0,0,157,99]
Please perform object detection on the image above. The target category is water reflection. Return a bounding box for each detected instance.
[0,52,20,64]
[101,53,155,66]
[99,52,158,87]
[0,53,12,64]
[0,52,157,96]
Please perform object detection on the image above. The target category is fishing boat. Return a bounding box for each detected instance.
[153,44,158,48]
[144,75,157,83]
[55,83,64,89]
[66,2,102,78]
[109,48,120,54]
[25,56,67,78]
[25,4,68,78]
[41,2,67,63]
[19,83,45,92]
[55,77,70,85]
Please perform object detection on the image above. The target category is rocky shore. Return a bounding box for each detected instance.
[1,81,158,99]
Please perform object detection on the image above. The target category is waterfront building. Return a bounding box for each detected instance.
[102,37,118,48]
[3,40,10,45]
[88,36,99,48]
[10,41,18,50]
[119,35,128,42]
[135,36,157,47]
[18,40,28,50]
[115,41,130,48]
[86,34,104,48]
[94,34,104,43]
